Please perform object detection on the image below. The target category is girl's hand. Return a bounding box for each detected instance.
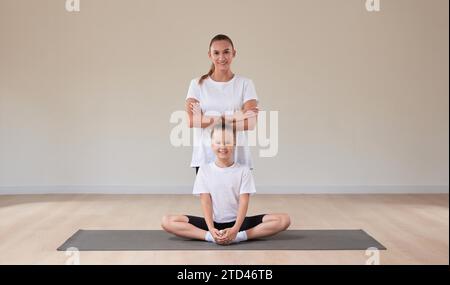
[210,228,227,244]
[220,227,239,244]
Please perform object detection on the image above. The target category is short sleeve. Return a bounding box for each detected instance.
[186,79,201,101]
[239,168,256,195]
[192,167,210,196]
[243,79,258,104]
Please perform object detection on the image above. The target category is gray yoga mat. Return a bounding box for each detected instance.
[57,230,386,251]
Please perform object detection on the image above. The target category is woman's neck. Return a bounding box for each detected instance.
[211,70,234,82]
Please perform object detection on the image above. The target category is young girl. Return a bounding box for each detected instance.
[161,122,290,245]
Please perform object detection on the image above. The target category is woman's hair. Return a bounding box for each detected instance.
[199,34,235,85]
[210,119,237,145]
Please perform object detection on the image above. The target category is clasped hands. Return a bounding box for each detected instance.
[209,227,239,245]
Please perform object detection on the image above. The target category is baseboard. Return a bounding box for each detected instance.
[0,185,448,195]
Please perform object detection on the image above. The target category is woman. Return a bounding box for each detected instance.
[185,34,260,174]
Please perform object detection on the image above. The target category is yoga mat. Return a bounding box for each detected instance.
[57,230,386,251]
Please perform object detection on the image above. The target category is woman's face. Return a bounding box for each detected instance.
[211,129,235,161]
[208,40,236,73]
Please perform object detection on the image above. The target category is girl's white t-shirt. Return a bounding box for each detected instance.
[192,162,256,223]
[185,75,258,168]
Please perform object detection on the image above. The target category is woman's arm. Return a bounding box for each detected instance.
[225,99,259,131]
[185,98,221,129]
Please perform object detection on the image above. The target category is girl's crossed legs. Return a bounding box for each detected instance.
[161,213,290,244]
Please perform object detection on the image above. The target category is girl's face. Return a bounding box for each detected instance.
[208,40,236,73]
[211,129,235,161]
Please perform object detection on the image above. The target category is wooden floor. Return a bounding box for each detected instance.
[0,194,448,265]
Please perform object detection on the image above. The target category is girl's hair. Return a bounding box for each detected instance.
[199,34,235,85]
[210,119,237,145]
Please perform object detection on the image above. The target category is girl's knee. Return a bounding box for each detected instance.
[161,215,188,232]
[279,214,291,230]
[161,215,174,232]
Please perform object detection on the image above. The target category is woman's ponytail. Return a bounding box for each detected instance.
[199,63,215,85]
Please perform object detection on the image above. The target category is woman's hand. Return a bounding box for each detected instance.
[187,101,220,128]
[245,106,259,117]
[242,108,259,121]
[190,102,202,117]
[224,107,259,123]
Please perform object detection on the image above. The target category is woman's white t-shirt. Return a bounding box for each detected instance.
[185,75,258,168]
[192,162,256,223]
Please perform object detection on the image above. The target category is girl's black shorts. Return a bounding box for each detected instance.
[185,214,266,231]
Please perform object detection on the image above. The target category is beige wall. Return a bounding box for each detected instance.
[0,0,448,193]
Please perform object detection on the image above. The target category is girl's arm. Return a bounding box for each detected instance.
[186,98,221,129]
[220,194,250,244]
[200,193,215,231]
[200,193,227,243]
[232,193,250,232]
